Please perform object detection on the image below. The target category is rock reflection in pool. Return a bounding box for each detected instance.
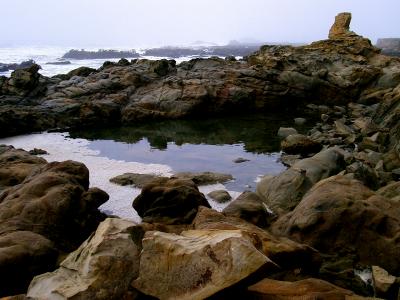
[70,114,307,191]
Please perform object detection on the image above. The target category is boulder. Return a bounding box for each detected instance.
[272,175,400,275]
[5,64,42,96]
[27,218,141,300]
[207,190,231,203]
[281,134,322,156]
[372,266,398,298]
[132,229,271,300]
[0,145,46,191]
[257,148,345,214]
[172,171,233,185]
[193,207,321,272]
[277,127,298,139]
[377,181,400,199]
[223,191,275,228]
[109,172,165,188]
[247,278,366,299]
[0,160,107,296]
[132,177,210,224]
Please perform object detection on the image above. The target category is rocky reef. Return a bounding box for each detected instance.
[1,12,400,299]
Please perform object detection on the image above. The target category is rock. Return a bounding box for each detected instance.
[0,145,46,191]
[27,218,141,300]
[248,278,366,299]
[109,172,166,188]
[0,160,107,296]
[277,127,298,139]
[279,154,301,167]
[346,161,380,190]
[281,134,323,156]
[294,117,307,125]
[272,175,400,275]
[5,64,42,96]
[132,229,272,300]
[377,181,400,199]
[372,266,397,298]
[257,148,345,214]
[329,12,355,39]
[321,113,330,123]
[132,177,210,224]
[172,171,233,185]
[207,190,231,203]
[233,157,250,163]
[65,66,96,79]
[223,191,275,228]
[28,148,48,155]
[193,207,321,273]
[334,119,354,136]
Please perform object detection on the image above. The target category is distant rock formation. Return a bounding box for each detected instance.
[62,49,139,60]
[328,12,355,39]
[376,38,400,57]
[0,59,36,73]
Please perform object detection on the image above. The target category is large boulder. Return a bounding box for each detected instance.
[132,177,210,224]
[0,160,107,296]
[0,145,46,191]
[132,229,271,300]
[4,64,43,96]
[193,207,320,272]
[281,134,322,156]
[256,148,345,214]
[27,218,141,300]
[223,191,275,228]
[248,278,367,299]
[272,175,400,275]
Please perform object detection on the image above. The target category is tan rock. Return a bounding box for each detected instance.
[248,278,368,299]
[372,265,397,295]
[27,218,141,300]
[329,12,354,39]
[132,229,271,300]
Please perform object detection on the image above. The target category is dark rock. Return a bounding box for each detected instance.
[28,148,48,155]
[233,157,250,163]
[223,191,276,228]
[132,178,211,224]
[207,190,231,203]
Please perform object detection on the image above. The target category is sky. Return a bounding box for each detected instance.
[1,0,399,48]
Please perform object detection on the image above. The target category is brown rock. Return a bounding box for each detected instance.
[272,175,400,275]
[329,12,354,39]
[0,160,107,296]
[132,229,271,300]
[109,172,165,188]
[223,191,275,228]
[248,278,366,299]
[281,134,322,156]
[27,218,141,300]
[132,177,210,224]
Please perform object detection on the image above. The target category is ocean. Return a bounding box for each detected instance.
[0,46,208,77]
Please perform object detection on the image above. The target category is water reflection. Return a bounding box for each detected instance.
[69,113,309,191]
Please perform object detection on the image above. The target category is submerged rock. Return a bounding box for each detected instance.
[109,172,165,188]
[132,229,272,300]
[172,171,233,185]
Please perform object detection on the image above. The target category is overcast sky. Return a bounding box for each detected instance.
[1,0,399,48]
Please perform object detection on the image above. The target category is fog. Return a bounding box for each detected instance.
[1,0,399,48]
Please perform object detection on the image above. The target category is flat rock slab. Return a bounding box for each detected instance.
[132,229,271,300]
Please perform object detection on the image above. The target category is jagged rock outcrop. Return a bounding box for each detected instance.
[329,12,354,39]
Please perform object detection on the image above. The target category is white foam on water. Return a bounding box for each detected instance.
[0,132,239,221]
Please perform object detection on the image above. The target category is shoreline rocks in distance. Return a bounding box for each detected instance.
[62,49,140,60]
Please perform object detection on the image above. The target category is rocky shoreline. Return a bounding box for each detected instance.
[0,12,400,299]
